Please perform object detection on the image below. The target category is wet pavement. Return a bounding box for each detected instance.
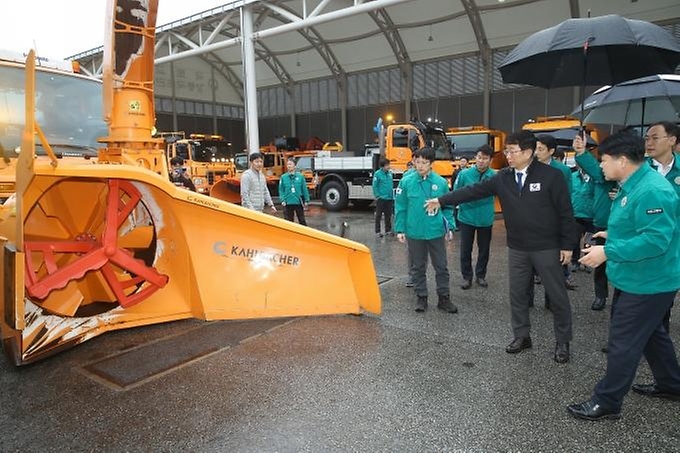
[1,203,679,452]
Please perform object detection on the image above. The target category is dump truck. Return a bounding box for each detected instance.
[312,119,454,211]
[0,0,380,365]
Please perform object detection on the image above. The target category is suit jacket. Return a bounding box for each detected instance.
[438,159,576,252]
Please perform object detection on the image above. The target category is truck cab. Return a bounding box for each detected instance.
[0,50,105,201]
[446,126,507,170]
[522,116,604,167]
[164,133,236,194]
[385,120,454,179]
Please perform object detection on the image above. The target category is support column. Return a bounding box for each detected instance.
[404,62,413,121]
[240,5,260,154]
[290,82,297,137]
[339,74,348,148]
[482,61,491,127]
[211,67,218,134]
[171,61,178,131]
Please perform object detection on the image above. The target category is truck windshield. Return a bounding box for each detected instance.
[447,133,490,159]
[191,140,234,162]
[427,131,453,161]
[0,64,106,158]
[234,153,249,171]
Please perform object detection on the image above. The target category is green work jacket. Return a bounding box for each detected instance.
[571,171,594,220]
[604,164,680,294]
[647,153,680,198]
[575,151,617,228]
[395,170,455,240]
[278,171,310,205]
[453,166,496,227]
[372,168,394,200]
[549,158,573,192]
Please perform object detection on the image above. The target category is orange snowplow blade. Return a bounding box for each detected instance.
[0,161,380,365]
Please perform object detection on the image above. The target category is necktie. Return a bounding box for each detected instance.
[516,172,524,193]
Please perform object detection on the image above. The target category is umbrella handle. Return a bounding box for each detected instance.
[580,36,595,132]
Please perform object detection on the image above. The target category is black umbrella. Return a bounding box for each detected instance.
[499,15,680,128]
[572,74,680,126]
[499,15,680,89]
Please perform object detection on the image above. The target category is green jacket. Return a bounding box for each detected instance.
[604,164,680,294]
[549,158,573,192]
[453,166,496,227]
[571,170,594,219]
[395,170,455,240]
[575,151,617,228]
[372,168,394,200]
[278,171,310,205]
[647,153,680,198]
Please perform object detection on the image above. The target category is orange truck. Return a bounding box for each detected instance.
[311,119,455,211]
[446,126,507,170]
[522,116,604,167]
[162,132,237,195]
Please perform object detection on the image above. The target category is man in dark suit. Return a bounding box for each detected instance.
[425,130,576,363]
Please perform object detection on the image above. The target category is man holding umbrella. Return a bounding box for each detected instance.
[568,130,680,421]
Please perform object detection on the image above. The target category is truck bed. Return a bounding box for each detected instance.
[313,156,373,171]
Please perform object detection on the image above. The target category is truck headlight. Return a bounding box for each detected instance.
[193,178,205,186]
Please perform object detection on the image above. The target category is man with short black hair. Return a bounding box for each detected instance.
[426,130,576,363]
[568,130,680,421]
[241,152,276,213]
[372,157,394,237]
[169,156,196,191]
[395,147,458,314]
[279,158,309,225]
[454,144,496,289]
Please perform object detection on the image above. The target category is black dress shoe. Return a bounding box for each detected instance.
[567,400,622,421]
[476,277,488,288]
[631,383,680,401]
[554,342,570,363]
[461,279,472,290]
[415,296,428,312]
[591,297,607,311]
[506,337,532,354]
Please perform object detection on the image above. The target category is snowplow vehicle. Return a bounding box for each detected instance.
[0,0,380,365]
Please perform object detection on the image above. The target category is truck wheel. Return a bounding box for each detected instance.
[321,180,348,211]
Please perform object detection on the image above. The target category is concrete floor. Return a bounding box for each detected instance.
[1,203,679,452]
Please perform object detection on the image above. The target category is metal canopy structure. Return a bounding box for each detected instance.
[72,0,680,152]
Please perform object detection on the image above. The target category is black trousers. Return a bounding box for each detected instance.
[571,217,594,263]
[407,236,449,298]
[459,222,492,281]
[375,199,393,234]
[593,226,608,299]
[593,289,680,410]
[284,204,306,225]
[508,248,573,343]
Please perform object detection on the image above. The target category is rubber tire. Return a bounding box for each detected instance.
[321,180,349,211]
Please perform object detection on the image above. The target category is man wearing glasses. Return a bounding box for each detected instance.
[425,130,576,363]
